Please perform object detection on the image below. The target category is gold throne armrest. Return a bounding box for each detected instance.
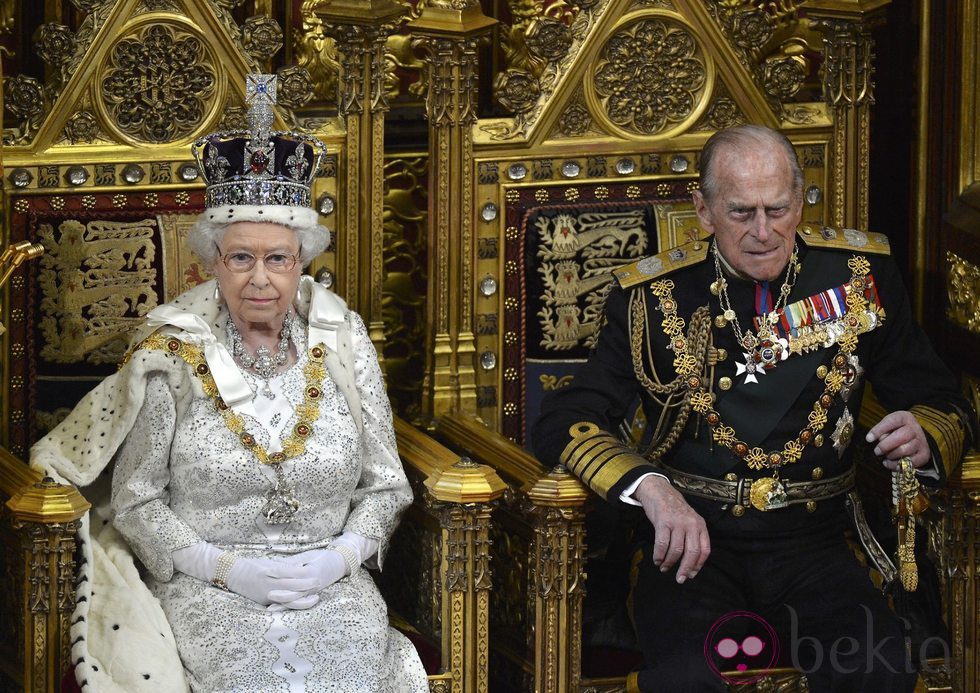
[0,449,89,692]
[390,416,507,693]
[436,411,591,692]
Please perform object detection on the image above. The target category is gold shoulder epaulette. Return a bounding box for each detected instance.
[798,226,891,256]
[614,237,711,289]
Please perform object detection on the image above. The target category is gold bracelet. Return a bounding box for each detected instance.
[211,551,238,591]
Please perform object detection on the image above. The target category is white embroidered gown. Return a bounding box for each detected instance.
[109,311,427,693]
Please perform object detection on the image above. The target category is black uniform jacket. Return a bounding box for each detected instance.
[532,229,974,526]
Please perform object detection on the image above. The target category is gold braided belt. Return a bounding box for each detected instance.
[662,464,856,514]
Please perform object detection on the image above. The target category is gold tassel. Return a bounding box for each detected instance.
[895,457,920,592]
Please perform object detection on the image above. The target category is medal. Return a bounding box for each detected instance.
[735,353,766,384]
[749,476,788,511]
[830,408,855,457]
[712,241,800,381]
[756,337,789,368]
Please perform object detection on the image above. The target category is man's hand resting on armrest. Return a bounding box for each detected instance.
[633,475,711,585]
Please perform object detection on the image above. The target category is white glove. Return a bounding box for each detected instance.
[280,549,347,608]
[261,548,350,610]
[171,542,319,607]
[227,556,324,606]
[172,541,222,582]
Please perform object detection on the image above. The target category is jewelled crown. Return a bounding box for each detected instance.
[192,74,325,210]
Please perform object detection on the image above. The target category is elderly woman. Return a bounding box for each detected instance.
[32,77,427,692]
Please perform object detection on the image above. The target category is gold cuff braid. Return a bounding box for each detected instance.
[910,405,965,476]
[559,422,653,500]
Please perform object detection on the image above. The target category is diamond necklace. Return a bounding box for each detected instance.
[711,241,800,383]
[227,311,293,397]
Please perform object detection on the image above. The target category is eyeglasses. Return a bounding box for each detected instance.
[219,251,298,274]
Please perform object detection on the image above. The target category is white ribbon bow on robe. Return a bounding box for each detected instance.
[145,306,259,418]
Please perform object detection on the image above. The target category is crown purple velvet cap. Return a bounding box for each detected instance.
[190,74,326,216]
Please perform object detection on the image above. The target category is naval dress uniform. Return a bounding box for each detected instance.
[532,227,974,692]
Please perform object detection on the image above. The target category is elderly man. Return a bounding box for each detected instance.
[532,125,974,692]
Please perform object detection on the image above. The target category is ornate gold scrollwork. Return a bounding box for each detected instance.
[414,2,490,417]
[35,22,76,87]
[24,525,51,614]
[497,0,576,83]
[947,251,980,334]
[136,0,180,11]
[3,74,45,143]
[556,93,593,137]
[327,24,393,117]
[526,16,573,63]
[702,1,812,116]
[382,155,429,418]
[427,677,451,693]
[218,96,249,131]
[99,22,218,144]
[489,520,530,642]
[318,6,402,358]
[929,455,980,691]
[496,0,542,81]
[296,3,341,104]
[297,1,416,106]
[276,65,315,112]
[199,2,248,65]
[814,18,876,109]
[494,69,542,115]
[62,111,103,144]
[722,669,809,690]
[425,457,505,692]
[377,501,442,640]
[763,50,807,100]
[807,11,880,228]
[585,13,712,139]
[483,0,601,139]
[695,94,746,131]
[730,7,773,49]
[6,477,90,693]
[527,467,588,693]
[241,15,284,62]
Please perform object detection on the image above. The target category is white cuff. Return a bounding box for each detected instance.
[914,453,940,481]
[619,471,670,506]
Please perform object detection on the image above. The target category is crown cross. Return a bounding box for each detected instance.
[245,74,276,178]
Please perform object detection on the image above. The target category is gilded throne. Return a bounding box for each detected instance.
[0,2,503,691]
[405,1,980,692]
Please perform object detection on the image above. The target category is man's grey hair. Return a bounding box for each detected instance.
[187,218,329,267]
[698,125,804,201]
